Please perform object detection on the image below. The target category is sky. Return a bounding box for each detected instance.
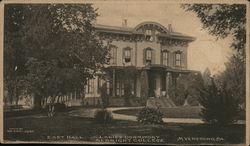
[93,2,234,75]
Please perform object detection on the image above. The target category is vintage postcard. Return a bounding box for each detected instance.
[0,0,249,145]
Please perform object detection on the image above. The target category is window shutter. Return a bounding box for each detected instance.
[114,47,117,65]
[122,48,125,64]
[131,48,133,65]
[152,49,155,64]
[181,52,185,68]
[143,48,146,65]
[173,52,176,67]
[160,51,163,65]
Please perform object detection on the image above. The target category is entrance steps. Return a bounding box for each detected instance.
[146,97,176,108]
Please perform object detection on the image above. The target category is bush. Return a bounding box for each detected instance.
[94,109,113,124]
[199,79,240,125]
[137,107,163,124]
[100,83,109,108]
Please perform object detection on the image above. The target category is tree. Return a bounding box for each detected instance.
[202,67,212,87]
[199,78,240,125]
[169,72,204,106]
[4,4,109,109]
[182,4,246,53]
[4,4,28,106]
[100,82,109,108]
[214,54,245,108]
[182,4,246,109]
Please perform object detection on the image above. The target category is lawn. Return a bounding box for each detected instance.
[113,106,246,120]
[3,109,246,144]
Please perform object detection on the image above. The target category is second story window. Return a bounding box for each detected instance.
[109,45,117,65]
[123,47,132,63]
[144,48,153,64]
[162,51,169,66]
[175,52,182,67]
[146,49,152,63]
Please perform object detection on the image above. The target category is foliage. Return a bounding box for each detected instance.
[140,70,149,105]
[45,103,67,113]
[100,83,109,108]
[169,72,204,106]
[94,109,113,124]
[182,4,246,53]
[199,79,240,125]
[214,54,245,107]
[182,4,246,110]
[4,4,109,109]
[202,67,212,87]
[137,107,163,124]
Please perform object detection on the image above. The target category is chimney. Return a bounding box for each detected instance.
[168,24,172,32]
[122,19,127,27]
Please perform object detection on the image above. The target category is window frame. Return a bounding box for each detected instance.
[109,46,117,65]
[145,49,152,63]
[175,51,182,67]
[123,47,132,63]
[162,51,169,66]
[85,78,94,94]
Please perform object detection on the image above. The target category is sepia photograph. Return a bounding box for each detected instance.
[1,0,249,145]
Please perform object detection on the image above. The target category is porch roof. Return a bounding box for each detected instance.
[105,65,198,74]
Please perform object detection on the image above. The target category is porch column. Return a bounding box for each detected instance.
[166,72,172,96]
[112,69,116,97]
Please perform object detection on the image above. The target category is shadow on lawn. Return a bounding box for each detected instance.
[3,109,246,144]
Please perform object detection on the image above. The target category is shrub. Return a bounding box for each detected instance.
[94,109,113,124]
[100,83,109,108]
[199,79,240,125]
[124,82,132,106]
[137,107,163,124]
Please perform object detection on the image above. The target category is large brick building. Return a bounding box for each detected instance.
[81,21,196,106]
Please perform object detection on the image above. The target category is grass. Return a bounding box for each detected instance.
[113,106,246,120]
[4,108,246,144]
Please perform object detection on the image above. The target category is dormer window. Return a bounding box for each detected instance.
[145,29,152,35]
[145,29,155,41]
[123,47,132,64]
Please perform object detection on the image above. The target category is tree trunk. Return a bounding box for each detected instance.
[33,94,42,110]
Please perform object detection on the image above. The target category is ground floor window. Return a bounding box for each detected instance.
[116,79,124,96]
[85,79,94,94]
[107,80,111,95]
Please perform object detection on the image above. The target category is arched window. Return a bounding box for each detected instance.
[123,47,132,63]
[162,50,169,66]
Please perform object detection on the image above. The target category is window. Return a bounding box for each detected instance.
[146,49,152,63]
[145,29,152,35]
[85,79,94,94]
[175,52,181,67]
[106,80,110,95]
[123,48,132,63]
[109,46,117,65]
[97,77,104,93]
[162,51,169,66]
[116,79,124,96]
[145,29,155,41]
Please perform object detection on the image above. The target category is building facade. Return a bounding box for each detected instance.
[82,21,196,106]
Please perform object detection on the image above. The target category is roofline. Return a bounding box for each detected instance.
[93,22,196,41]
